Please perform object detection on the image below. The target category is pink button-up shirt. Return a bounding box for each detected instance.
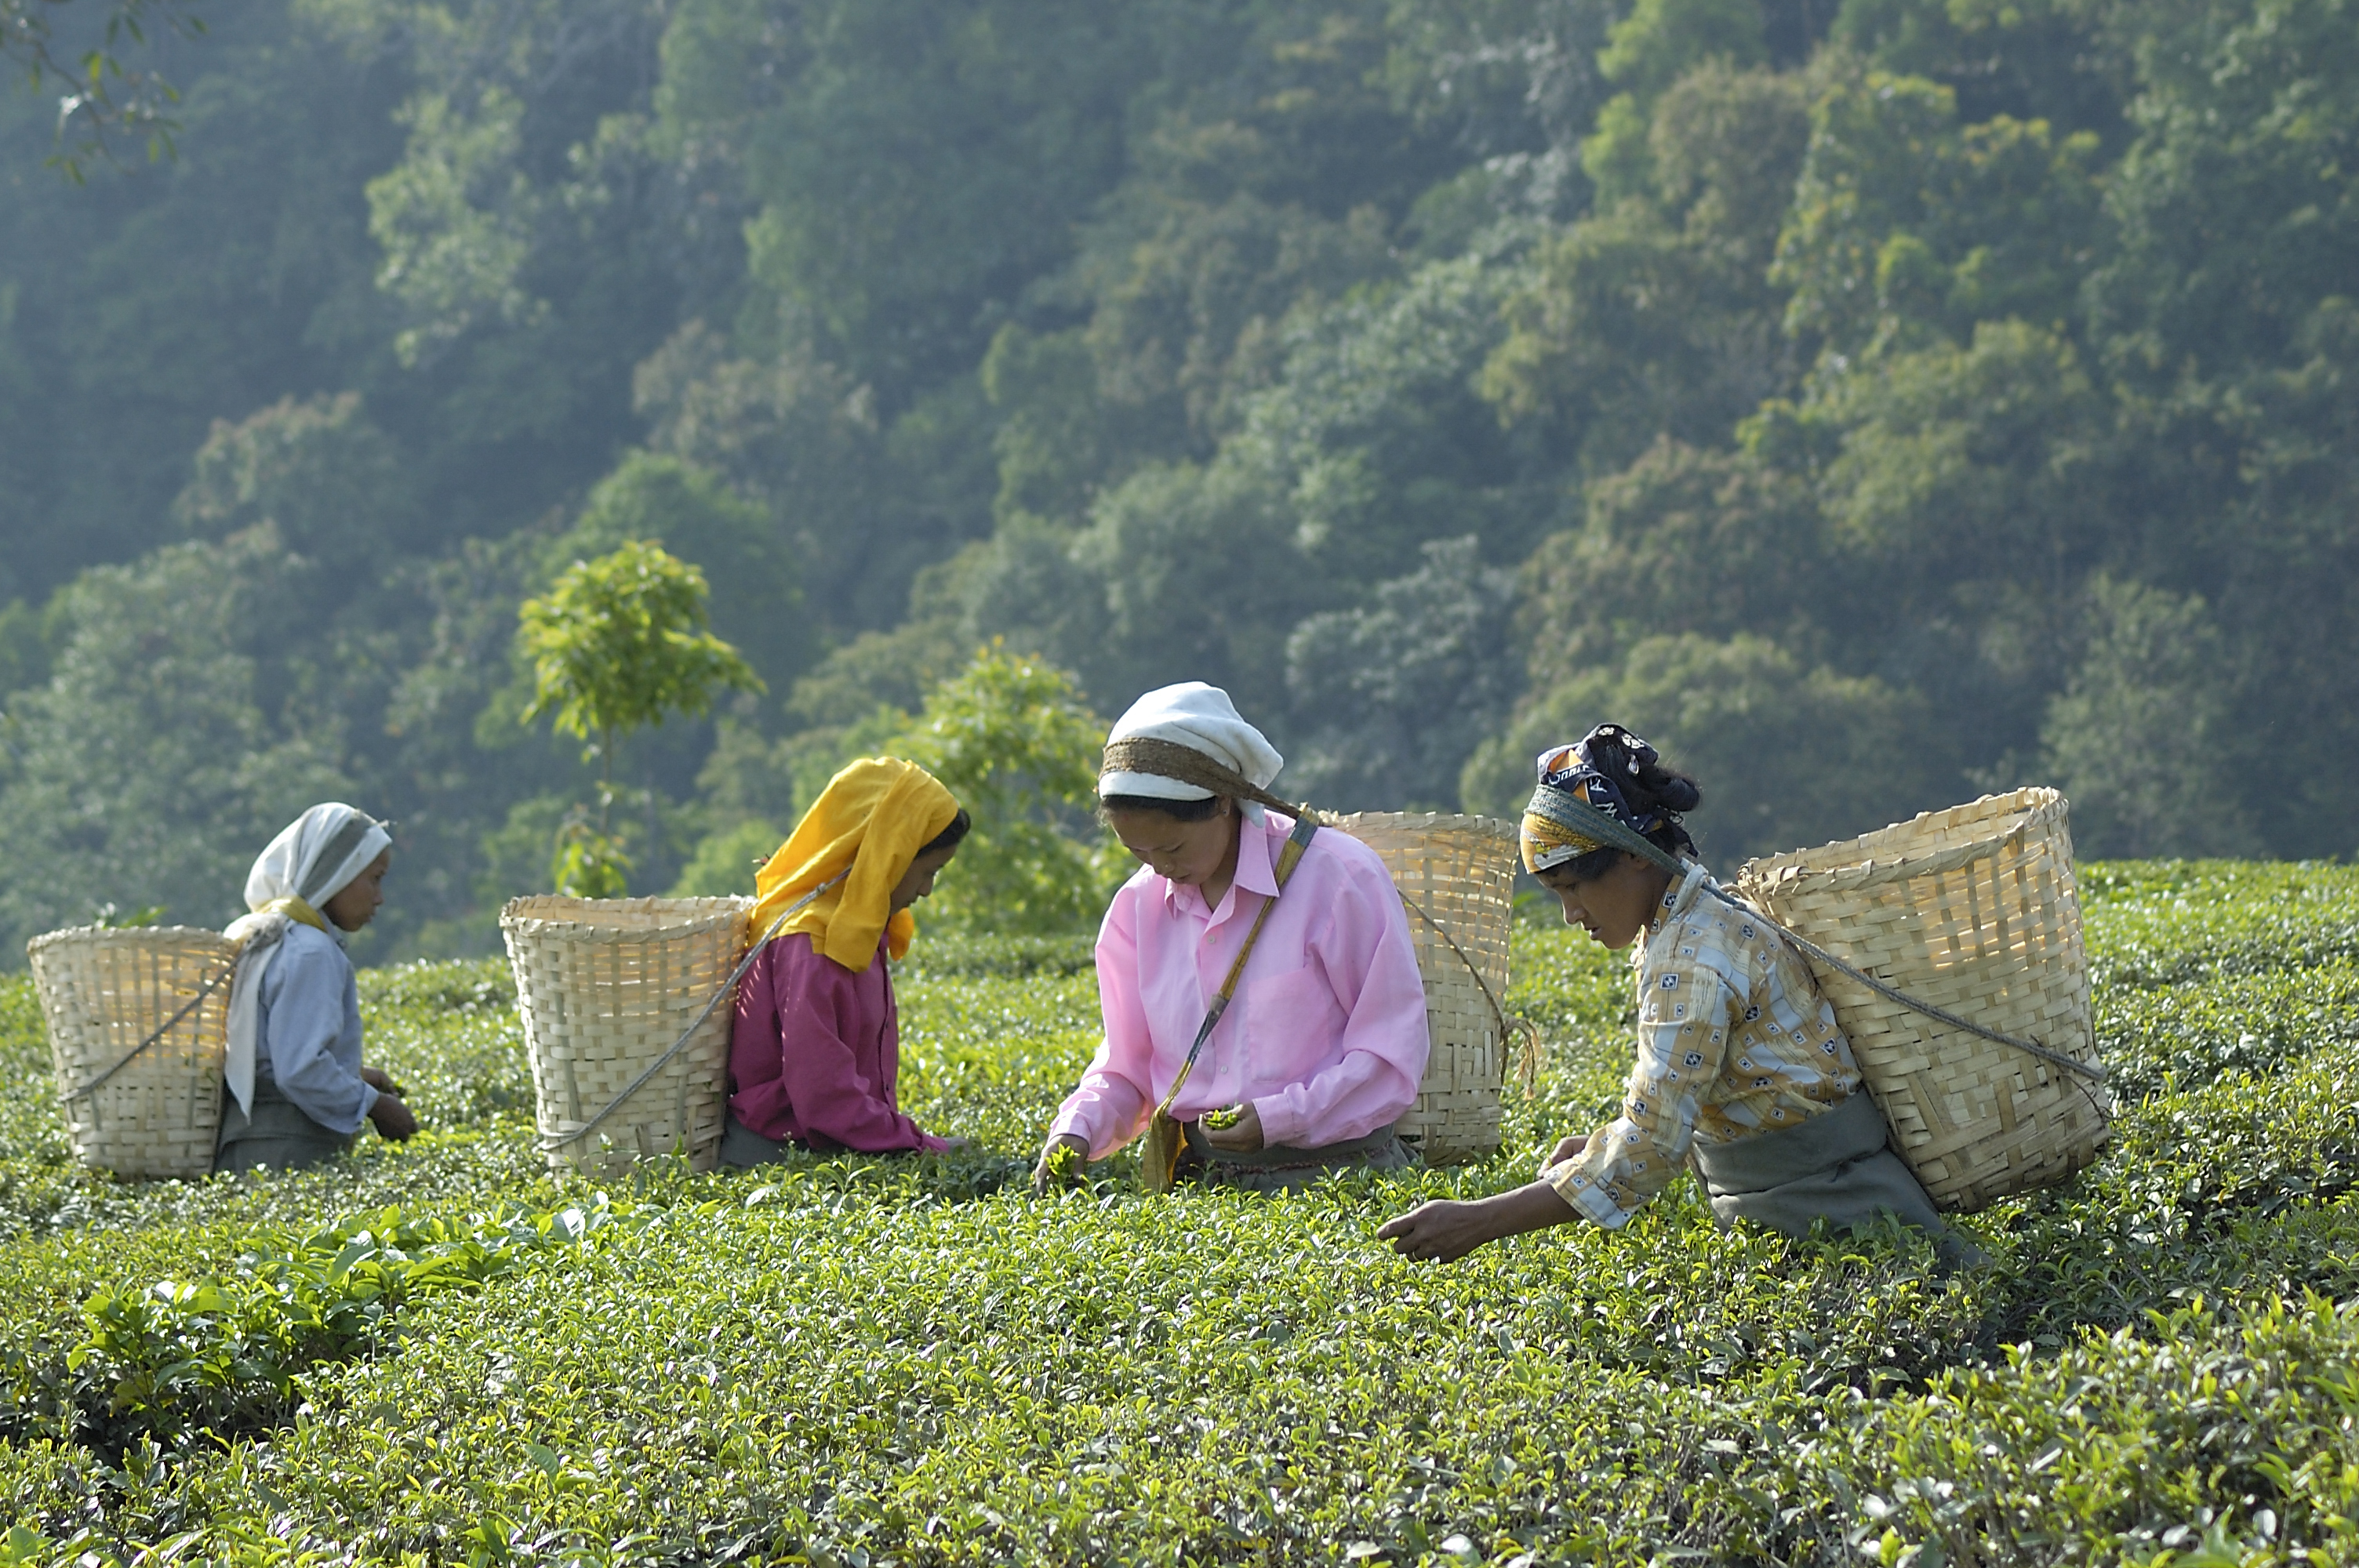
[1050,813,1430,1157]
[729,931,947,1154]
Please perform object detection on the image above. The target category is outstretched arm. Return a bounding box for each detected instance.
[1378,1179,1582,1263]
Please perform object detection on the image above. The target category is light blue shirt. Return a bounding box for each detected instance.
[256,923,377,1134]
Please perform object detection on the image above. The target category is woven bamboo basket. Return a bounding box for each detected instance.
[1328,812,1519,1166]
[1731,787,2108,1212]
[500,895,754,1178]
[27,925,239,1180]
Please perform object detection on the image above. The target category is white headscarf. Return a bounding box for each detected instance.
[1098,682,1285,818]
[221,804,391,1116]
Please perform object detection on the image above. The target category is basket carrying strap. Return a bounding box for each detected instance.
[1393,891,1538,1089]
[1698,883,2107,1087]
[539,872,845,1154]
[64,959,238,1102]
[1525,783,2107,1088]
[1139,814,1319,1193]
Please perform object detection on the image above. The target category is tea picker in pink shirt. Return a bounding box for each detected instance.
[1034,683,1430,1193]
[723,757,971,1164]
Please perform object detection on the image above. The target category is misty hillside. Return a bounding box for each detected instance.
[2,0,2352,960]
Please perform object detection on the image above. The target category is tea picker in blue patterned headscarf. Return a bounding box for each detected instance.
[1516,723,1698,875]
[215,803,420,1174]
[1381,724,1967,1265]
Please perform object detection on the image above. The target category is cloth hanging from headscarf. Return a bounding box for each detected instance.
[750,758,960,971]
[222,804,392,1116]
[1097,683,1291,820]
[1520,724,1684,874]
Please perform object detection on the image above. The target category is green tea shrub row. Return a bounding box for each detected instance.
[20,1022,2351,1564]
[1765,1291,2359,1565]
[2082,861,2359,990]
[899,934,1098,979]
[5,1201,614,1460]
[0,869,2354,1561]
[2098,961,2359,1103]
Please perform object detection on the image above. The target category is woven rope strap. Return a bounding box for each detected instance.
[1100,737,1300,818]
[539,873,841,1152]
[1524,781,1676,866]
[1522,783,2108,1088]
[64,959,237,1102]
[1395,891,1535,1084]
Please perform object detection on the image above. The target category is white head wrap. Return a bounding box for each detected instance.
[242,802,393,915]
[221,804,391,1116]
[1098,682,1285,818]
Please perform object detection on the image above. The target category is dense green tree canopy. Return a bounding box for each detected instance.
[2,0,2353,957]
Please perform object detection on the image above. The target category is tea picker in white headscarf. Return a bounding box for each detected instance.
[1035,682,1429,1194]
[214,803,418,1174]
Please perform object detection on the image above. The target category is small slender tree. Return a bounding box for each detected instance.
[889,643,1120,934]
[518,539,762,897]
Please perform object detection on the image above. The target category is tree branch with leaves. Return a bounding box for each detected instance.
[2,0,206,180]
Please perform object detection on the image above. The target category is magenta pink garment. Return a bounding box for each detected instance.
[729,931,947,1154]
[1050,812,1430,1157]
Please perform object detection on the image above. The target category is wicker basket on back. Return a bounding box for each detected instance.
[1731,787,2108,1212]
[501,895,754,1178]
[1328,812,1519,1166]
[27,925,239,1180]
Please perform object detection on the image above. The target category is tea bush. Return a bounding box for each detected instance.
[9,1201,615,1458]
[899,935,1099,981]
[0,862,2352,1563]
[2082,862,2359,989]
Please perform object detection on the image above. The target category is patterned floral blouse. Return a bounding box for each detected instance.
[1546,862,1865,1227]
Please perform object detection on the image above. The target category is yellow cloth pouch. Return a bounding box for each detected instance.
[254,895,331,935]
[750,757,959,971]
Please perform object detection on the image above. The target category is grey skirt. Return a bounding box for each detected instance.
[718,1111,837,1167]
[1177,1120,1415,1194]
[214,1076,355,1174]
[1690,1091,1946,1241]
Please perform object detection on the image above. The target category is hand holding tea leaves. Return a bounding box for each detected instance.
[1384,1132,1591,1261]
[1386,1130,1588,1263]
[1541,1133,1588,1171]
[1199,1102,1263,1152]
[365,1076,418,1142]
[1031,1134,1088,1194]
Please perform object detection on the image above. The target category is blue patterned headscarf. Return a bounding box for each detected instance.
[1520,724,1684,873]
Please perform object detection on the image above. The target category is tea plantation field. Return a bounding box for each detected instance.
[2,862,2357,1565]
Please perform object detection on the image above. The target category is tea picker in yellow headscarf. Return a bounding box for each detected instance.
[722,757,972,1165]
[215,803,419,1174]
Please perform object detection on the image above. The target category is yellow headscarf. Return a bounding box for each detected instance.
[749,757,961,971]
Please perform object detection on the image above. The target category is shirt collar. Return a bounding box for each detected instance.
[1643,858,1713,944]
[296,921,351,955]
[1233,816,1280,899]
[1161,814,1280,920]
[1667,859,1711,918]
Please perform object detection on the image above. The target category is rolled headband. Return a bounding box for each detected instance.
[1098,736,1300,818]
[1521,782,1682,876]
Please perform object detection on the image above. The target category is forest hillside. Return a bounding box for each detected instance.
[2,0,2353,960]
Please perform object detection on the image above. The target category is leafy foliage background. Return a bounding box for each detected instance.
[2,0,2355,960]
